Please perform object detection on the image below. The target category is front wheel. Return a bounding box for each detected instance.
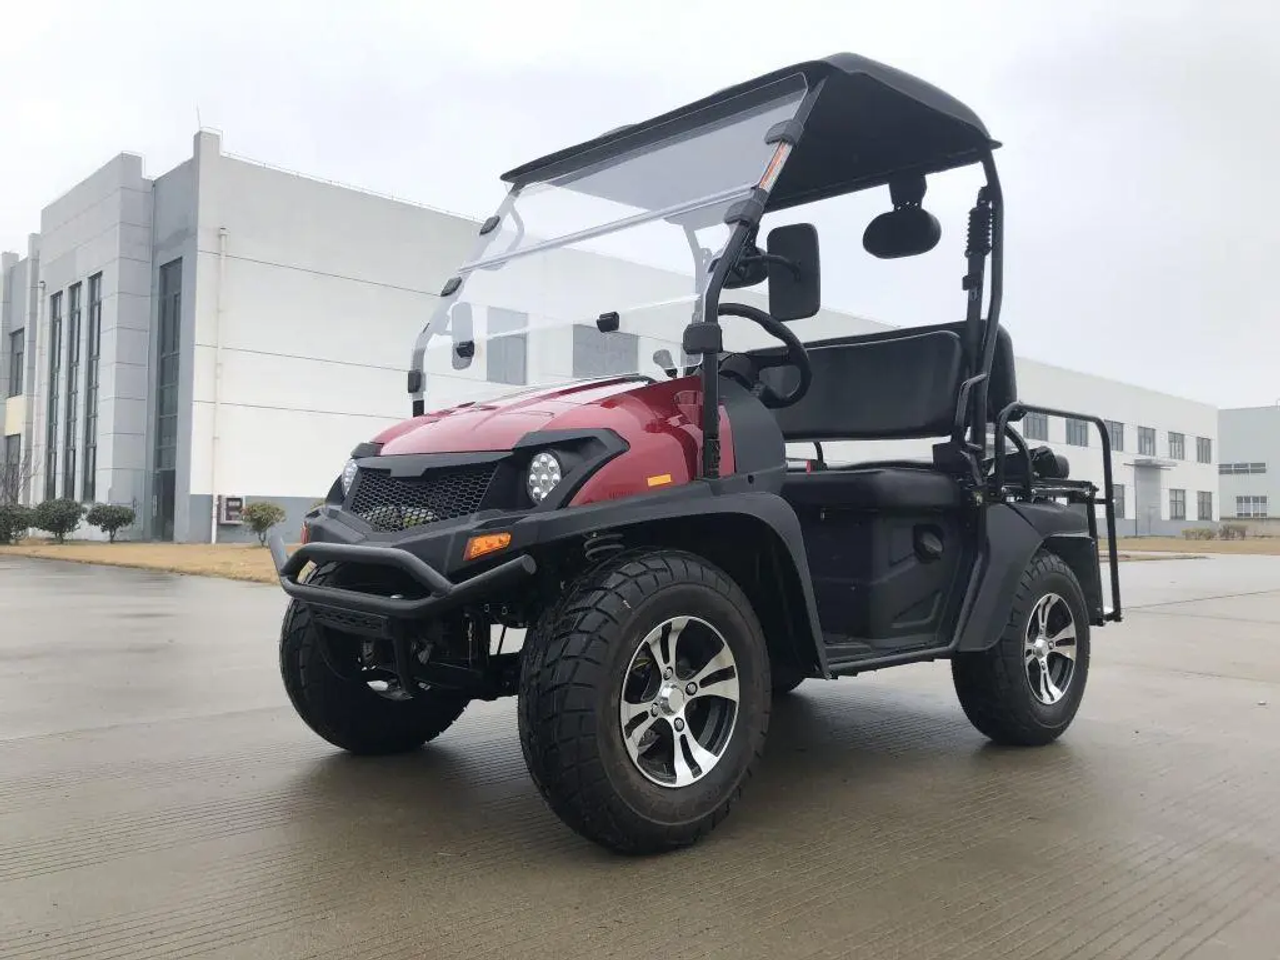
[951,550,1091,746]
[279,564,470,755]
[518,550,771,854]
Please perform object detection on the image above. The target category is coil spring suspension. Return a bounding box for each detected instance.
[583,532,624,564]
[965,188,993,259]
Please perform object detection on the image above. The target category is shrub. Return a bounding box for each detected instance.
[1182,527,1216,540]
[86,503,137,543]
[1220,523,1248,541]
[0,503,33,544]
[242,501,287,546]
[32,498,86,543]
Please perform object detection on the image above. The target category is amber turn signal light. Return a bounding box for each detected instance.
[464,531,512,561]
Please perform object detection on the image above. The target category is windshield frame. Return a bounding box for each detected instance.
[407,78,825,478]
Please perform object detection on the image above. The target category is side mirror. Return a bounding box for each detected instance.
[766,223,820,321]
[652,348,678,379]
[450,302,474,370]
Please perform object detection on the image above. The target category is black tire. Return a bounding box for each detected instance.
[279,563,470,755]
[518,549,771,854]
[951,549,1091,746]
[771,664,806,696]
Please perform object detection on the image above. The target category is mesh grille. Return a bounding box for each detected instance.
[350,464,497,532]
[310,605,388,637]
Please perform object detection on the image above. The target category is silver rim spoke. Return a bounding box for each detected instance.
[1024,592,1077,706]
[689,642,739,704]
[619,615,739,789]
[671,732,698,787]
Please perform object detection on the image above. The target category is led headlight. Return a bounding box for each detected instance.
[340,458,359,496]
[527,452,563,504]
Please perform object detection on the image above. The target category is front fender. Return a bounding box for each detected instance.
[528,486,828,676]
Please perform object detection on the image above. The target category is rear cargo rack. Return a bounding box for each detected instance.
[991,402,1122,623]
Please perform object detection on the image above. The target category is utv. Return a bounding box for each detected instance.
[271,53,1122,854]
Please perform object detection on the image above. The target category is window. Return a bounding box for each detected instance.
[1169,488,1186,521]
[1196,436,1212,464]
[155,260,182,474]
[45,291,62,500]
[1219,462,1268,474]
[1168,431,1185,461]
[1138,426,1156,457]
[3,434,21,501]
[83,274,102,500]
[1065,418,1089,447]
[1114,483,1126,520]
[1105,420,1124,452]
[1236,496,1269,519]
[63,282,82,497]
[485,307,527,386]
[1197,491,1213,521]
[572,324,639,378]
[1022,411,1048,442]
[6,330,23,396]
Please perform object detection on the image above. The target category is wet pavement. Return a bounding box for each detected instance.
[1,553,1279,959]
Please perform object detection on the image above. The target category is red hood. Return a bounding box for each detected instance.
[374,377,652,454]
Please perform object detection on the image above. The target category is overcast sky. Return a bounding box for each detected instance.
[2,0,1277,408]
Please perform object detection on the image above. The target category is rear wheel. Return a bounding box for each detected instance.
[518,549,771,854]
[279,564,470,755]
[951,550,1090,746]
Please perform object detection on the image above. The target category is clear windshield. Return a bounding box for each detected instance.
[412,78,807,410]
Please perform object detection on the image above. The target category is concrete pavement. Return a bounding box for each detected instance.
[2,553,1279,959]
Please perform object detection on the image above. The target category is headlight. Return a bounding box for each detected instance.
[340,458,359,496]
[527,452,563,504]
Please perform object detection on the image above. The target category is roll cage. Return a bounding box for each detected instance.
[420,54,1004,478]
[407,52,1119,615]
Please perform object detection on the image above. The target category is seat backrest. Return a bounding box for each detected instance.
[757,322,1017,442]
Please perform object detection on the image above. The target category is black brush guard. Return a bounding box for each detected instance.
[269,535,537,698]
[992,402,1123,623]
[269,535,536,621]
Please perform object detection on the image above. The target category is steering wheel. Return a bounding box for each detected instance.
[716,302,813,408]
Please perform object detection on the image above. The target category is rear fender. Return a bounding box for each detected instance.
[954,501,1102,652]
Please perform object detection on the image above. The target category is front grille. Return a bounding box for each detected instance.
[350,464,497,532]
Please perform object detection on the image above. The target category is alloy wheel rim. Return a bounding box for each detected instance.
[1024,592,1078,705]
[619,616,740,788]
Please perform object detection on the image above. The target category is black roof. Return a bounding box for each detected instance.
[501,53,997,213]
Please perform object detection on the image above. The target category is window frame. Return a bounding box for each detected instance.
[1197,490,1213,521]
[1065,417,1089,447]
[1196,436,1212,464]
[1137,426,1156,457]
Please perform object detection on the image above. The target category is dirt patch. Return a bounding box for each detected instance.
[0,541,289,584]
[1107,537,1280,556]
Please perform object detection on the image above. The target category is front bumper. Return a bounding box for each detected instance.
[269,530,537,636]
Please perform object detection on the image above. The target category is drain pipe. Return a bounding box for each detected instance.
[210,227,227,544]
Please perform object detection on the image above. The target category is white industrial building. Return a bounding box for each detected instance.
[2,131,1221,542]
[1218,405,1278,529]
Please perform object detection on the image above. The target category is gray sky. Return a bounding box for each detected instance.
[2,0,1277,408]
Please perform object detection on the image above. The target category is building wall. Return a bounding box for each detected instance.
[1219,406,1279,520]
[2,130,1226,547]
[27,152,154,540]
[1,238,40,504]
[1014,358,1219,536]
[181,132,479,542]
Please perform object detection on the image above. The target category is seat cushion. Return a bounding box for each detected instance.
[781,466,961,512]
